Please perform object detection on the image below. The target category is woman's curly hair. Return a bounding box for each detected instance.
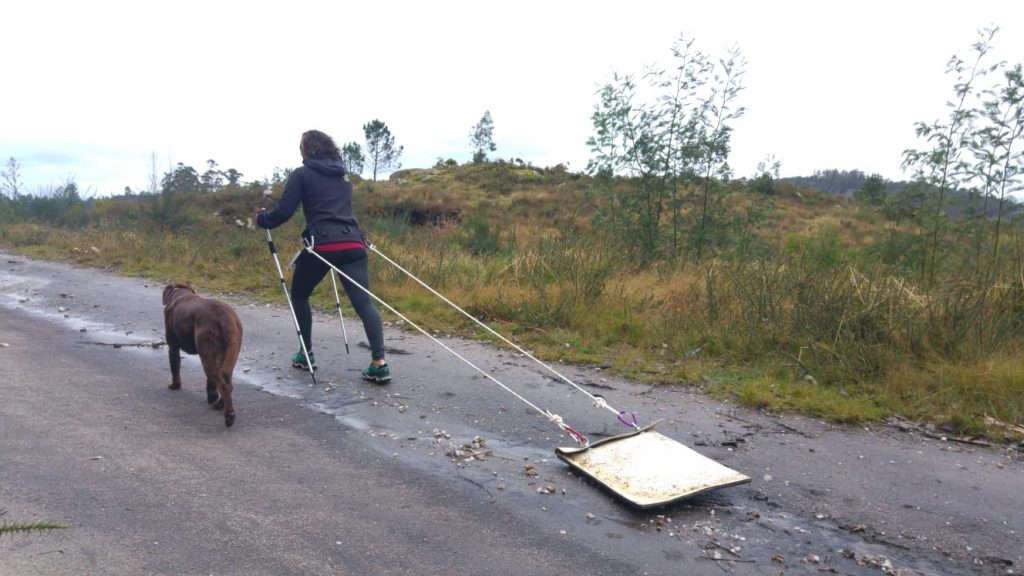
[300,130,341,160]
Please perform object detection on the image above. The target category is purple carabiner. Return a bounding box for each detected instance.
[618,411,639,428]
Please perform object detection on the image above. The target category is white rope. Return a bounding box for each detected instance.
[367,243,637,428]
[302,246,589,443]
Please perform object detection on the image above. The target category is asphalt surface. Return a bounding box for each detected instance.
[1,252,1021,575]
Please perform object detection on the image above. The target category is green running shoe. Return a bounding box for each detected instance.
[291,348,317,371]
[362,362,391,383]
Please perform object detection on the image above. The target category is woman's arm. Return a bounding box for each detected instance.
[256,170,303,229]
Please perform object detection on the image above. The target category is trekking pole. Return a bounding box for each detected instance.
[328,270,351,354]
[262,225,316,384]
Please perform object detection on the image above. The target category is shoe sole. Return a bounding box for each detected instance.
[362,374,391,383]
[292,362,317,370]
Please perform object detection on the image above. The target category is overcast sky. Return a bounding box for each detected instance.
[1,0,1022,196]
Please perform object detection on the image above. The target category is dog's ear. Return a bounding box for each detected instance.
[162,284,174,305]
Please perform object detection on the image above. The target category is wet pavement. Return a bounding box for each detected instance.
[1,252,1021,575]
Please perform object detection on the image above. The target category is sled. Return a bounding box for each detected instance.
[556,420,750,508]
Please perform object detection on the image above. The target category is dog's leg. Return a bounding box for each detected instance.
[206,378,221,407]
[168,344,183,390]
[201,355,225,410]
[200,351,235,427]
[221,319,242,428]
[206,374,234,427]
[221,374,235,428]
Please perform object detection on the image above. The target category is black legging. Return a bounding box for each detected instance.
[290,248,385,361]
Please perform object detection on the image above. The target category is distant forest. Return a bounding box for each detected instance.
[782,169,1023,218]
[781,169,897,197]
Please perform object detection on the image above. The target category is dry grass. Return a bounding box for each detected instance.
[2,173,1022,440]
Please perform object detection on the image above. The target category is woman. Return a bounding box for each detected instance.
[254,129,390,383]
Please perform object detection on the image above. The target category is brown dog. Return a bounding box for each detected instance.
[162,283,243,427]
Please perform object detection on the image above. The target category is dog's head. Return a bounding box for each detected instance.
[162,282,196,306]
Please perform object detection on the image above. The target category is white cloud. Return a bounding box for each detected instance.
[1,0,1022,195]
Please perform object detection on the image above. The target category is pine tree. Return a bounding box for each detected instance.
[341,142,365,175]
[363,120,403,181]
[469,111,496,163]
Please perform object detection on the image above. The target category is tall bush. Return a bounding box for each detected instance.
[587,34,745,265]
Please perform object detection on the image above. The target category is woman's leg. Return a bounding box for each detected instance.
[289,251,329,350]
[330,250,386,361]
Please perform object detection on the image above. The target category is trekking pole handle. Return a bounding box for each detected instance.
[264,228,288,279]
[264,227,276,254]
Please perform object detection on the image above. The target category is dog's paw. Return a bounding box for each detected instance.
[207,391,220,405]
[225,412,235,427]
[211,397,224,411]
[168,381,182,390]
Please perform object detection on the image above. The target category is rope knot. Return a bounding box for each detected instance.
[545,411,564,428]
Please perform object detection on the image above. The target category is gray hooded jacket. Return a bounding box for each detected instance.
[256,156,364,245]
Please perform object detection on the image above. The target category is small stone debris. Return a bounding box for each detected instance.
[0,343,9,348]
[524,463,539,477]
[842,550,896,574]
[650,515,673,531]
[886,415,918,432]
[439,433,492,462]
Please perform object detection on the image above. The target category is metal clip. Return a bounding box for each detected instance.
[618,411,639,429]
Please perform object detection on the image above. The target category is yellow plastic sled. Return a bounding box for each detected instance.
[556,420,750,508]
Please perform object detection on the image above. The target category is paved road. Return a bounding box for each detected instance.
[1,253,1021,575]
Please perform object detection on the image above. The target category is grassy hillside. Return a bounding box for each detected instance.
[2,161,1022,441]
